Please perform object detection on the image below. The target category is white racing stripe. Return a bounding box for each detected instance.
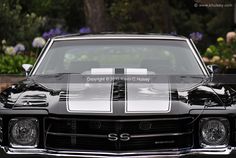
[91,68,114,75]
[126,83,171,113]
[67,83,112,113]
[126,68,147,75]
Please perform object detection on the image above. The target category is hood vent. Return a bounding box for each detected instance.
[15,94,48,107]
[59,91,67,102]
[5,98,17,108]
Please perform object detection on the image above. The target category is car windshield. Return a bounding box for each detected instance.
[34,39,204,75]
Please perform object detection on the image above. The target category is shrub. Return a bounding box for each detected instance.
[0,1,45,50]
[0,55,36,74]
[203,36,236,68]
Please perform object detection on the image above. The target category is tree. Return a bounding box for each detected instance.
[160,0,173,32]
[84,0,107,33]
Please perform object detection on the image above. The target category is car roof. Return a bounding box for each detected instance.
[52,33,188,41]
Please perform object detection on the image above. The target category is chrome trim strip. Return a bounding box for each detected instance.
[131,131,193,138]
[2,146,234,157]
[46,130,192,138]
[53,36,187,41]
[190,39,210,76]
[46,132,107,138]
[31,39,54,75]
[186,39,208,76]
[0,117,2,143]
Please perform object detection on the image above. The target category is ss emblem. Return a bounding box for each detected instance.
[107,133,130,141]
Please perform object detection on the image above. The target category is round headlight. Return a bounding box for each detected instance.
[199,118,229,147]
[9,118,38,147]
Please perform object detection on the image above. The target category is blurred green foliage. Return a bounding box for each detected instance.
[0,0,45,49]
[204,38,235,59]
[202,36,236,68]
[0,55,36,74]
[18,0,85,32]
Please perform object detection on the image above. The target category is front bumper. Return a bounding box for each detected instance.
[1,147,236,158]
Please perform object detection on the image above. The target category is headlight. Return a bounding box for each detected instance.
[9,118,39,148]
[199,117,229,148]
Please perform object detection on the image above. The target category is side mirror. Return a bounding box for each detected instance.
[207,64,222,75]
[22,64,33,77]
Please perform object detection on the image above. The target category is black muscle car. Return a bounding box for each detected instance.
[0,34,236,158]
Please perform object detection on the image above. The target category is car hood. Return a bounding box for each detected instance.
[0,74,231,116]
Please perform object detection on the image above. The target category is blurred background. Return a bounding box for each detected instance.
[0,0,235,89]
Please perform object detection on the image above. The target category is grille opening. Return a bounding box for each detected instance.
[44,117,194,151]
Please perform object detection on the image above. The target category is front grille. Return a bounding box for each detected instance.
[44,117,193,151]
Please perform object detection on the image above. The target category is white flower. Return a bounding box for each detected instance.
[1,39,6,45]
[5,46,16,55]
[32,37,46,48]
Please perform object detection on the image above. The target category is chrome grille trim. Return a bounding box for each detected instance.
[46,132,107,138]
[131,131,193,138]
[46,131,193,138]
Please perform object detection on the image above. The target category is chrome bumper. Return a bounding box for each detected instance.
[1,146,236,158]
